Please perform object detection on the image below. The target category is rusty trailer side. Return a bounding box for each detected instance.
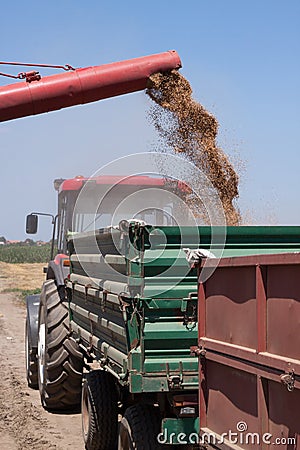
[196,253,300,449]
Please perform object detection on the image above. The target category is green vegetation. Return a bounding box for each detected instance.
[2,287,41,299]
[0,243,52,263]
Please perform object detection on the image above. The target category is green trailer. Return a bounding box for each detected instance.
[65,223,300,448]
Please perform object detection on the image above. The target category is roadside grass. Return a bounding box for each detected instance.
[0,262,45,294]
[1,287,41,300]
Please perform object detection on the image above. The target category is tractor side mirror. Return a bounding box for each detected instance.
[26,214,38,234]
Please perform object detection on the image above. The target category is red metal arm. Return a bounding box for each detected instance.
[0,50,181,122]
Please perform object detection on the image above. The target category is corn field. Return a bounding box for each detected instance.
[0,244,52,263]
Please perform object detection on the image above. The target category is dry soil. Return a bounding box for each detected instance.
[0,264,83,449]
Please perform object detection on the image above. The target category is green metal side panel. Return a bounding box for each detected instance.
[67,224,300,393]
[160,418,199,445]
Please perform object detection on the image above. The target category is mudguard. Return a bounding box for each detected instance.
[26,294,41,348]
[47,255,69,287]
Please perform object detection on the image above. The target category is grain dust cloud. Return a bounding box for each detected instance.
[146,70,241,225]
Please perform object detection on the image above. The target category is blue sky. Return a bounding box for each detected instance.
[1,0,299,239]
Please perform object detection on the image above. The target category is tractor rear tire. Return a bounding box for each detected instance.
[118,404,162,450]
[82,370,118,450]
[38,280,83,410]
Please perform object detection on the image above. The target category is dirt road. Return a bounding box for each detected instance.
[0,292,84,450]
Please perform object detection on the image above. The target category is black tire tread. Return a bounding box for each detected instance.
[39,280,83,410]
[84,370,118,450]
[121,404,162,450]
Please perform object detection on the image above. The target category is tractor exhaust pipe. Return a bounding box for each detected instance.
[0,50,181,123]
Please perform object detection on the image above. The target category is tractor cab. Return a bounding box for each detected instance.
[55,175,192,254]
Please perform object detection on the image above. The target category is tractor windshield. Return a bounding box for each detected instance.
[72,181,190,232]
[57,176,193,253]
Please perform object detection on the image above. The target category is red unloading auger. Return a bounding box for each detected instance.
[0,50,181,122]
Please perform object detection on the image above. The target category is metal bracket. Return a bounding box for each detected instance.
[100,290,107,312]
[87,317,94,354]
[190,346,206,357]
[166,362,183,389]
[84,284,91,303]
[118,293,131,322]
[130,295,143,326]
[182,292,197,331]
[280,371,295,392]
[24,71,41,83]
[118,293,131,312]
[168,375,182,389]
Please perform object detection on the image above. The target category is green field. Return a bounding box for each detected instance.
[0,244,52,263]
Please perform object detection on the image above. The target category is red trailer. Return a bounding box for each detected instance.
[194,253,300,449]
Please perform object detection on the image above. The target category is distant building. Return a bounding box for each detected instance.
[36,240,47,246]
